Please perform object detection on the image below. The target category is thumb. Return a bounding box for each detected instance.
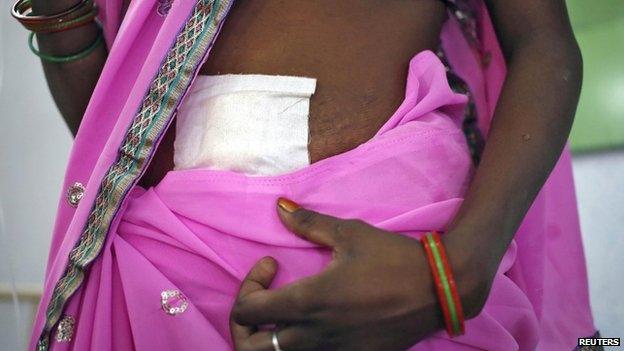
[230,257,277,346]
[276,197,344,248]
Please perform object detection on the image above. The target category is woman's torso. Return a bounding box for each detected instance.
[140,0,447,187]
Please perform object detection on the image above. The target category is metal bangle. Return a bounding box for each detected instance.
[24,6,98,33]
[12,0,92,23]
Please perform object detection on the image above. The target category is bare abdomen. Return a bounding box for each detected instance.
[141,0,447,187]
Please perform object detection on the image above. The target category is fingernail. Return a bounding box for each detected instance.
[277,197,300,213]
[260,256,277,270]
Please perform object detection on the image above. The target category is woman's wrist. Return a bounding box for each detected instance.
[446,193,525,264]
[441,228,496,319]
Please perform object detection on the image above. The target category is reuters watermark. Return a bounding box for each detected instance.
[578,337,621,348]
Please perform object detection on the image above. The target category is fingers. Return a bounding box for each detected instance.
[230,314,255,348]
[234,327,322,351]
[238,257,278,297]
[233,330,274,351]
[277,197,349,248]
[230,257,278,348]
[231,259,323,351]
[232,276,321,326]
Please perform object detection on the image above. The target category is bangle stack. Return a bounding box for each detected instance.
[421,231,466,337]
[11,0,102,63]
[12,0,98,33]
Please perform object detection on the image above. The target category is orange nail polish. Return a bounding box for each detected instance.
[277,197,300,213]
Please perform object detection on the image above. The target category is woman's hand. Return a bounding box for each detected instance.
[229,198,490,351]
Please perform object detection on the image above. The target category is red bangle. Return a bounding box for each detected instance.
[432,233,465,335]
[421,231,465,337]
[422,234,454,335]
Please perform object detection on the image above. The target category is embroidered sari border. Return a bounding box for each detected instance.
[35,1,233,349]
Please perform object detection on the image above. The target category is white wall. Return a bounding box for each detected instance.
[572,151,624,341]
[0,4,623,351]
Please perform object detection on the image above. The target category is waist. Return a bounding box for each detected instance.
[144,117,472,244]
[142,50,470,187]
[131,49,473,246]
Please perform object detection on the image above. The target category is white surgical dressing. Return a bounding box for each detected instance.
[174,74,316,176]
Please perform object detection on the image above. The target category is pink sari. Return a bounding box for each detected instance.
[30,1,596,350]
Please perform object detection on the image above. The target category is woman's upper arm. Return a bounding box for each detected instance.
[484,0,580,59]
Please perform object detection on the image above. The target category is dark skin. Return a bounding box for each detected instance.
[32,0,582,349]
[143,0,448,186]
[29,2,106,136]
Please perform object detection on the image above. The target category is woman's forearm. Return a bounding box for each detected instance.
[445,32,582,313]
[31,0,108,135]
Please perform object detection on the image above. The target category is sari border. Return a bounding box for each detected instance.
[35,0,233,349]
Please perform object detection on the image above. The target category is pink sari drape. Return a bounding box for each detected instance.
[30,1,595,350]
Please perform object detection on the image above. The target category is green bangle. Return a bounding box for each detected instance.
[28,29,103,63]
[426,234,462,335]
